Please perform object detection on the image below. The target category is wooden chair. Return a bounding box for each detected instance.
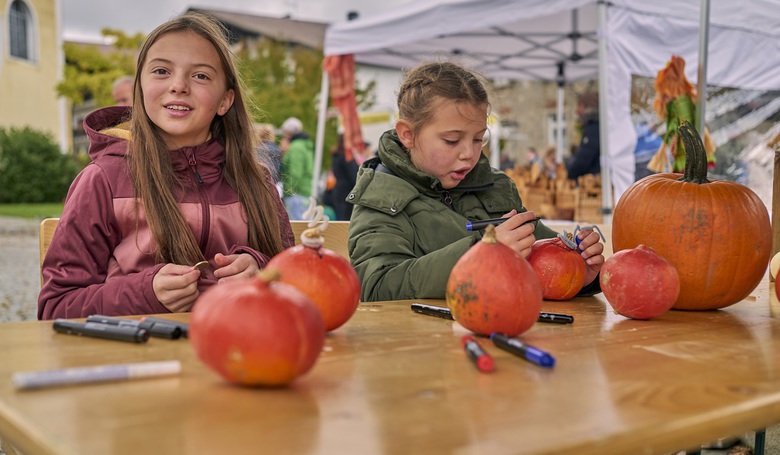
[290,220,350,259]
[38,218,351,279]
[39,217,59,270]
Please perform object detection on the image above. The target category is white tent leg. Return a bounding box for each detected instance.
[597,0,612,224]
[556,85,565,163]
[312,70,330,199]
[696,0,710,137]
[489,119,501,169]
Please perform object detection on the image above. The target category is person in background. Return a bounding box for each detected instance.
[525,146,541,168]
[347,61,604,302]
[254,123,283,194]
[566,92,600,181]
[541,145,559,179]
[111,75,134,107]
[330,134,359,220]
[38,12,294,319]
[280,117,314,220]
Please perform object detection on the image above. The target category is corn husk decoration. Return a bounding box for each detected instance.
[646,55,717,173]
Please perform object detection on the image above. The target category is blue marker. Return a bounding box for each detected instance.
[466,216,540,231]
[490,332,555,368]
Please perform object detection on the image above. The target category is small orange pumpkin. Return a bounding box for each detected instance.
[612,121,771,310]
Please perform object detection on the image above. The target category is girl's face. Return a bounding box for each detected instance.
[141,31,234,150]
[397,99,488,190]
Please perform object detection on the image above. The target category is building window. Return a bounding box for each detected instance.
[9,0,34,61]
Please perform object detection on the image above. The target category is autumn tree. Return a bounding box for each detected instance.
[57,29,143,107]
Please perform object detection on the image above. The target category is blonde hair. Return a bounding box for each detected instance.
[129,11,284,264]
[397,61,490,131]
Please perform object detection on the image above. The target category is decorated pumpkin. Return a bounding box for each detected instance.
[267,224,361,332]
[613,121,771,310]
[446,225,542,337]
[600,245,680,319]
[190,268,325,386]
[527,234,586,300]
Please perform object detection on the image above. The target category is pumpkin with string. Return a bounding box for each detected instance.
[613,121,771,310]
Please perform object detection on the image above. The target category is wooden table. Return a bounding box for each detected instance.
[2,279,780,455]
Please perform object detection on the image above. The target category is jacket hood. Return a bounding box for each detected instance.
[83,106,133,161]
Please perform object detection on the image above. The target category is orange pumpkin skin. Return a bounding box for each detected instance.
[612,123,771,310]
[446,226,542,337]
[190,270,325,386]
[527,238,586,301]
[267,241,361,332]
[600,245,680,319]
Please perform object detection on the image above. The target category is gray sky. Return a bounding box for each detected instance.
[62,0,407,42]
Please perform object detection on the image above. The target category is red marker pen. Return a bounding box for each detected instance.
[461,335,495,373]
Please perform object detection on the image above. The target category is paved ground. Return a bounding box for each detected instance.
[0,215,776,454]
[0,216,39,323]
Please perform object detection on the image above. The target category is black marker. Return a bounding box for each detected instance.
[140,316,189,338]
[86,315,182,339]
[53,319,149,343]
[411,303,454,320]
[466,216,541,231]
[537,313,574,324]
[490,332,555,368]
[412,303,573,325]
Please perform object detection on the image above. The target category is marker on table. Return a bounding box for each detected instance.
[411,303,573,325]
[461,335,494,373]
[86,315,182,339]
[466,216,541,231]
[536,313,574,324]
[411,303,454,320]
[490,332,555,368]
[12,360,182,390]
[140,317,189,338]
[53,319,149,343]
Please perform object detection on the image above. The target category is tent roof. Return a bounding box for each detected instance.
[189,7,328,49]
[325,0,598,82]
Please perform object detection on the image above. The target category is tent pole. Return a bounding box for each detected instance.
[597,0,612,224]
[489,116,501,169]
[556,62,565,163]
[695,0,710,138]
[312,70,330,199]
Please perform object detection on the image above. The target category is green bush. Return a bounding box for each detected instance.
[0,127,83,203]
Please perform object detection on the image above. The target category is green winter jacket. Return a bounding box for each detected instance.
[347,130,559,302]
[282,133,314,197]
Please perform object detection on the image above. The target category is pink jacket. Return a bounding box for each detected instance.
[39,106,294,319]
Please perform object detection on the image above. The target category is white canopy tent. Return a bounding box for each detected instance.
[318,0,780,215]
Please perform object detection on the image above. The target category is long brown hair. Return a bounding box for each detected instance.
[129,12,284,264]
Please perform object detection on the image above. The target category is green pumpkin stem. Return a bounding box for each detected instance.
[677,121,709,185]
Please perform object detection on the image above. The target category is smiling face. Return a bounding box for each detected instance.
[140,31,234,150]
[396,99,488,189]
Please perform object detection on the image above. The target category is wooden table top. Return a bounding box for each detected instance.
[2,278,780,455]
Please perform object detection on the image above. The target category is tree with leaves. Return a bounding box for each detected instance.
[57,29,143,107]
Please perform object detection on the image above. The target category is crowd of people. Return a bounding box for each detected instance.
[39,11,604,318]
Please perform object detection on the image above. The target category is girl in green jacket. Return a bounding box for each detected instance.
[348,61,604,301]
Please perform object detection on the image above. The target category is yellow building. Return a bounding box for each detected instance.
[0,0,67,149]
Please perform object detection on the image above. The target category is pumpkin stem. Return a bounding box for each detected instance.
[257,267,282,282]
[482,224,499,244]
[301,228,325,249]
[677,121,709,185]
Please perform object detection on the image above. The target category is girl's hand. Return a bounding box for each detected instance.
[213,253,260,284]
[153,264,200,312]
[576,228,605,286]
[493,210,537,258]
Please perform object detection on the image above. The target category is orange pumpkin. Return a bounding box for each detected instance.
[446,225,542,337]
[612,121,771,310]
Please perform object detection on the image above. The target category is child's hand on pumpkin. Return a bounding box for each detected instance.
[213,253,260,284]
[576,228,605,285]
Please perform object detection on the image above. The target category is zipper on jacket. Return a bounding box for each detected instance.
[186,151,211,250]
[188,154,204,184]
[441,191,453,208]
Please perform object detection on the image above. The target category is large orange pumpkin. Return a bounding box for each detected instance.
[612,121,771,310]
